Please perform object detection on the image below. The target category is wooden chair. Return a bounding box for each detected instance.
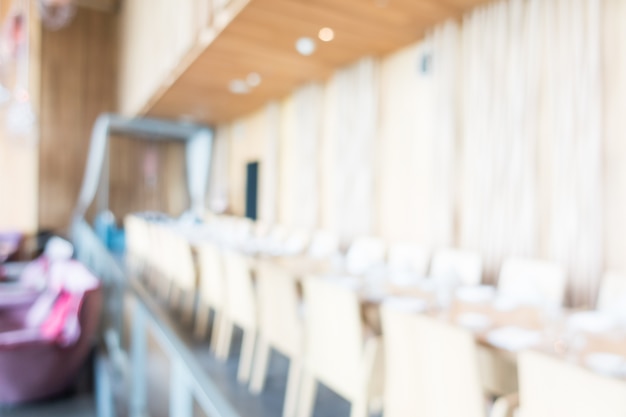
[515,351,626,417]
[215,250,258,384]
[498,257,566,306]
[194,242,225,348]
[297,278,383,417]
[382,309,488,417]
[124,214,147,278]
[379,300,425,417]
[166,230,197,323]
[149,223,174,299]
[430,248,483,286]
[249,261,303,417]
[387,243,429,276]
[307,230,340,259]
[345,237,386,276]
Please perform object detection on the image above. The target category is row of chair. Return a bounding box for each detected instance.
[125,213,626,417]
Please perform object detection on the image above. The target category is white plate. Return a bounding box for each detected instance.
[585,352,626,377]
[456,285,496,304]
[383,297,427,313]
[568,311,616,334]
[486,326,542,352]
[457,313,493,332]
[492,296,521,312]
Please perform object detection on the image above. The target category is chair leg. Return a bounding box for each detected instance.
[194,302,211,339]
[249,336,271,394]
[168,285,181,310]
[181,291,196,325]
[295,371,317,417]
[349,392,369,417]
[209,310,222,353]
[215,317,234,361]
[161,277,173,302]
[237,328,257,384]
[283,358,302,417]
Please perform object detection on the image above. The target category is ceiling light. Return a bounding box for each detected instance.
[295,37,316,56]
[318,27,334,42]
[246,72,262,87]
[229,79,250,94]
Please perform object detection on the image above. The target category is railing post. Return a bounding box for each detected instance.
[95,353,115,417]
[170,357,194,417]
[130,301,148,417]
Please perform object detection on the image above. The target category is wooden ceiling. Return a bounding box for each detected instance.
[145,0,492,125]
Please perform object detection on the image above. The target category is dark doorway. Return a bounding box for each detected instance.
[245,162,260,220]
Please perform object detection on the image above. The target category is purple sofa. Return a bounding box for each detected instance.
[0,284,102,405]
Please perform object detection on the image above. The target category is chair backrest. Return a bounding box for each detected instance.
[302,278,364,399]
[518,351,626,417]
[430,248,482,286]
[149,223,172,280]
[345,237,386,276]
[167,230,197,291]
[222,250,257,329]
[197,242,225,309]
[498,257,566,306]
[282,229,310,256]
[124,215,143,260]
[307,230,340,259]
[387,243,430,276]
[597,271,626,313]
[380,303,423,417]
[262,224,290,254]
[407,315,486,417]
[255,262,302,356]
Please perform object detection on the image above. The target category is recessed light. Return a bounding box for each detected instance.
[295,37,316,56]
[318,27,334,42]
[246,72,262,87]
[229,79,250,94]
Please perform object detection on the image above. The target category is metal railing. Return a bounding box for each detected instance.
[71,220,241,417]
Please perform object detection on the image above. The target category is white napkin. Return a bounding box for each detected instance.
[456,285,496,304]
[585,353,626,377]
[486,326,542,352]
[457,313,493,332]
[568,311,616,334]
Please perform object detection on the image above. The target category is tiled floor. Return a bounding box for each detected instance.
[0,395,96,417]
[127,309,355,417]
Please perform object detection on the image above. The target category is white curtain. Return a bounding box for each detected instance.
[541,0,603,306]
[260,101,280,224]
[427,21,460,248]
[207,125,230,214]
[186,129,213,217]
[460,0,542,282]
[325,57,380,240]
[459,0,603,302]
[290,83,323,230]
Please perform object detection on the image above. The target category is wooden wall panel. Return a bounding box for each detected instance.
[108,137,188,221]
[0,0,41,233]
[38,8,117,231]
